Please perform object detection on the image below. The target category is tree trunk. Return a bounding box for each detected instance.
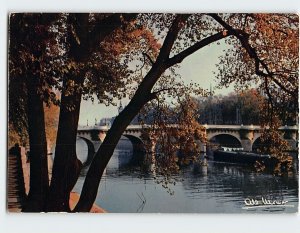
[73,15,189,212]
[22,74,49,212]
[46,79,83,212]
[45,13,139,212]
[73,94,149,212]
[45,15,88,211]
[74,66,166,212]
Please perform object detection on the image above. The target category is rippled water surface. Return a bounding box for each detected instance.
[73,140,298,213]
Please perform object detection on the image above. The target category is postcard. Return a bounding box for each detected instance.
[7,13,299,213]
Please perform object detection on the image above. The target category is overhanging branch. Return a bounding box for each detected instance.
[166,31,233,68]
[147,87,177,101]
[207,13,295,97]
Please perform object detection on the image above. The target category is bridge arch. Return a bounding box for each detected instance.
[76,136,95,166]
[123,134,146,156]
[252,137,264,152]
[207,133,242,149]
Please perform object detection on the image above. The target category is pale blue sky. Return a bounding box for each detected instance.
[78,40,236,126]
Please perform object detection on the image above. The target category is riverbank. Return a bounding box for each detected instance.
[69,192,106,213]
[19,147,106,213]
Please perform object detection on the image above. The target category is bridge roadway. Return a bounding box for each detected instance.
[77,124,298,166]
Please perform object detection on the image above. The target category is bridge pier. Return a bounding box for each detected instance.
[239,125,254,151]
[240,139,252,152]
[92,141,102,152]
[285,140,298,151]
[198,141,207,154]
[281,125,298,151]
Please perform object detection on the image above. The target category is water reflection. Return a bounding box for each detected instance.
[73,140,298,213]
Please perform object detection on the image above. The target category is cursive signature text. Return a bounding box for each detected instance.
[242,195,293,209]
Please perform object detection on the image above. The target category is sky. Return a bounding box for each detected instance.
[78,40,236,126]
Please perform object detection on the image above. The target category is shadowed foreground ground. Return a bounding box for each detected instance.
[8,147,106,213]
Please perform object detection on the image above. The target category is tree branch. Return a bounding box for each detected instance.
[147,92,159,102]
[155,14,191,65]
[166,31,233,68]
[207,13,295,96]
[138,14,191,90]
[142,52,155,65]
[147,87,177,101]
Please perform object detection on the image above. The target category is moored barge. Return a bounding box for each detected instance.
[213,147,278,166]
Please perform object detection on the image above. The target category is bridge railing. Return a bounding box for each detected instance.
[78,124,298,132]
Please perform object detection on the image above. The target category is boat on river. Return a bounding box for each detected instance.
[213,147,278,166]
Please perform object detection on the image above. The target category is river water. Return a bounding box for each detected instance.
[73,138,299,213]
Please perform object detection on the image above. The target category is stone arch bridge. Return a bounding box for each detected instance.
[77,124,298,165]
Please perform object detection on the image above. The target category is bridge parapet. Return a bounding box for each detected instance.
[279,125,298,140]
[203,124,261,130]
